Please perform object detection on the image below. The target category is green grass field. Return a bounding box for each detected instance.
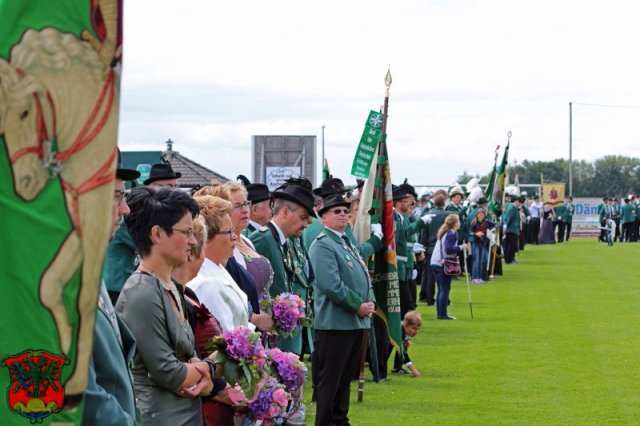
[303,238,640,425]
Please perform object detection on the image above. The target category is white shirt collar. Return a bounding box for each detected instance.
[269,220,287,245]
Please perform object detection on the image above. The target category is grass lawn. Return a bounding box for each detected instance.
[303,238,640,425]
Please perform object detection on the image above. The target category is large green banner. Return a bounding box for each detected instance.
[350,110,383,178]
[0,1,122,424]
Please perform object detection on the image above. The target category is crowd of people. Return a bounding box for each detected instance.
[597,196,640,245]
[84,153,639,426]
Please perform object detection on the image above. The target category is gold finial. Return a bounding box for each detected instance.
[384,66,392,96]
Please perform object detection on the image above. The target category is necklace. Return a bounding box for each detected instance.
[138,264,183,318]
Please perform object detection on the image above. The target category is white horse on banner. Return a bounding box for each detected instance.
[0,27,119,398]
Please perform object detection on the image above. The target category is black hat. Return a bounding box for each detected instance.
[116,149,140,182]
[510,194,521,202]
[319,177,347,196]
[236,174,271,204]
[143,163,181,185]
[272,178,315,216]
[318,194,351,216]
[477,197,488,205]
[398,178,417,199]
[247,183,271,204]
[392,184,409,201]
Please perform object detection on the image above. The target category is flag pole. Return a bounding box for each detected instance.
[358,67,392,403]
[488,145,500,279]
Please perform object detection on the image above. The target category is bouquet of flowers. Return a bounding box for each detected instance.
[261,293,312,338]
[267,348,306,394]
[247,378,289,425]
[208,326,269,398]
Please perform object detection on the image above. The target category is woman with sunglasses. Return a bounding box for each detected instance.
[116,187,213,426]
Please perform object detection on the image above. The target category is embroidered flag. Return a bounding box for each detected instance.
[0,1,123,423]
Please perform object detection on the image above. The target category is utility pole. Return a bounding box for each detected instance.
[321,125,325,182]
[569,102,573,196]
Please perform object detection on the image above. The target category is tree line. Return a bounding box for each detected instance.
[458,155,640,198]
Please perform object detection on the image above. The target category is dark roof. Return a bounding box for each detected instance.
[121,149,229,188]
[161,150,229,187]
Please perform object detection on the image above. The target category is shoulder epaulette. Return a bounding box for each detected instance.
[316,234,327,240]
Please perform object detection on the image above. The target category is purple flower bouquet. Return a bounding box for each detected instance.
[261,293,312,338]
[208,326,269,399]
[267,348,306,394]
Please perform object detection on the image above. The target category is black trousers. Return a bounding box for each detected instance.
[314,329,364,426]
[407,278,417,311]
[565,222,572,241]
[557,222,566,243]
[529,218,540,244]
[369,315,388,380]
[399,280,413,318]
[419,261,436,305]
[504,233,519,264]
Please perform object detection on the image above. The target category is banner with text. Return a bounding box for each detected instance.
[351,110,383,178]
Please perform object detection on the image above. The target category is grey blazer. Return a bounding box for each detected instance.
[117,272,202,426]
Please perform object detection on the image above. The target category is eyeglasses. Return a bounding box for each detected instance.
[330,208,349,215]
[113,189,126,203]
[171,227,194,238]
[217,229,235,238]
[233,201,252,210]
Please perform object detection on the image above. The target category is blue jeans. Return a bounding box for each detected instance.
[432,265,451,317]
[471,240,487,280]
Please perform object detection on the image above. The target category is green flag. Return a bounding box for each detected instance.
[0,1,122,424]
[322,157,331,181]
[351,110,383,178]
[488,143,510,218]
[369,137,403,356]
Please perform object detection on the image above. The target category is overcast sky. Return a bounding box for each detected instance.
[119,0,640,187]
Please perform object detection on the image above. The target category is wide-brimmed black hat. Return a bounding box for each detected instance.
[477,197,488,205]
[143,163,181,185]
[320,177,347,196]
[392,184,409,201]
[318,194,351,216]
[398,178,417,199]
[247,183,271,204]
[116,149,140,182]
[272,180,315,216]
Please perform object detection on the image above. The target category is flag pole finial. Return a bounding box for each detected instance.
[384,66,392,96]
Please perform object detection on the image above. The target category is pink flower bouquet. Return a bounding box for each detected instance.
[247,378,289,425]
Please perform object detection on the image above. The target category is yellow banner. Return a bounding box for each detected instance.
[541,182,565,207]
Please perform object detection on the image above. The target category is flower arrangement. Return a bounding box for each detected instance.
[247,378,288,425]
[268,348,306,394]
[261,293,312,338]
[208,326,268,398]
[208,326,309,424]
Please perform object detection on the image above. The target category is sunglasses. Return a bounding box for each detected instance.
[330,208,349,215]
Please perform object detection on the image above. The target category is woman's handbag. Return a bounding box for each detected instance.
[439,234,461,276]
[441,258,461,276]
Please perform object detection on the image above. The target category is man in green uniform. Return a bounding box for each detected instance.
[394,181,427,315]
[620,196,637,242]
[504,195,521,264]
[309,194,376,426]
[564,196,575,241]
[250,179,315,354]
